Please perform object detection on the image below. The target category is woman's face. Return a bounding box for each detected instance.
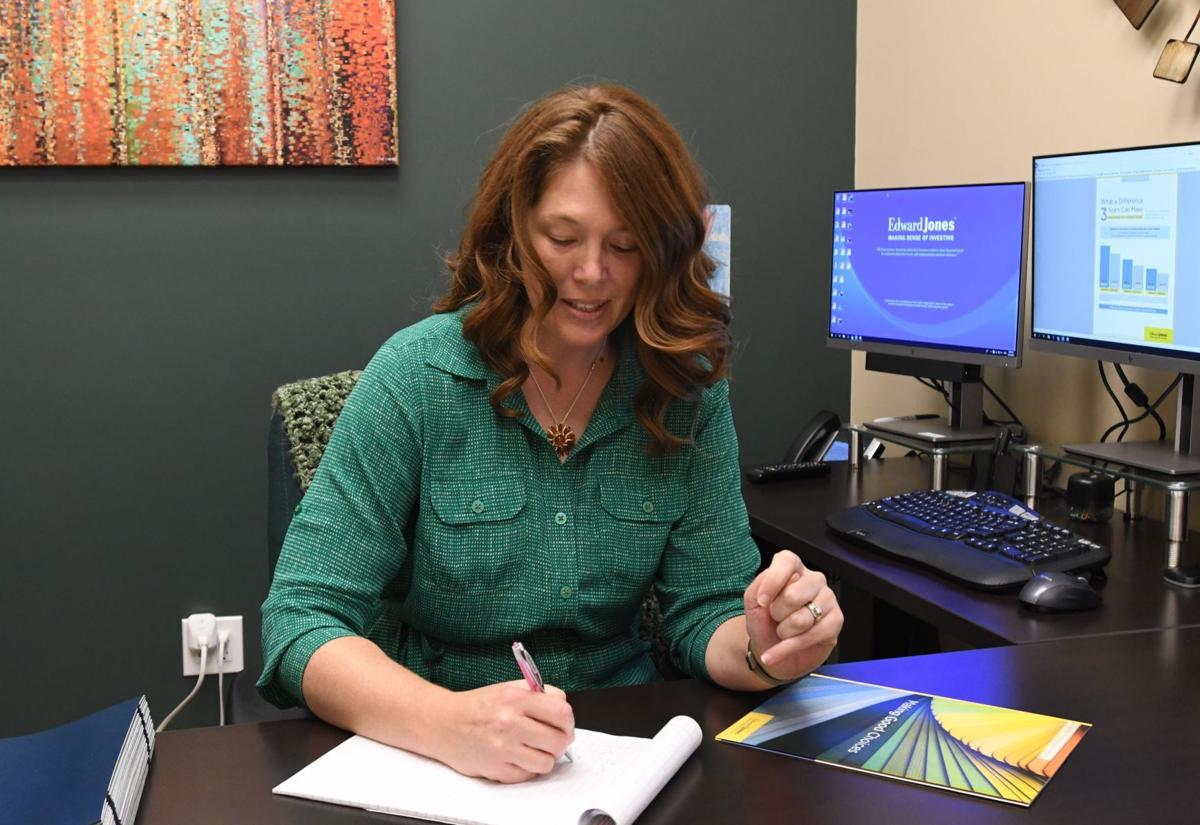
[527,158,643,358]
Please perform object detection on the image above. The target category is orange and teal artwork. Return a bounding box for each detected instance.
[0,1,397,166]
[717,674,1090,806]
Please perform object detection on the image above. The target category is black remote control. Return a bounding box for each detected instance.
[745,461,832,483]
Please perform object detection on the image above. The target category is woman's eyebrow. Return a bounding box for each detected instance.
[542,213,632,232]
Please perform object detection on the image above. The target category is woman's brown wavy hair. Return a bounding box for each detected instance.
[434,83,731,454]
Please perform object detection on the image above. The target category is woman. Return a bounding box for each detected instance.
[259,83,842,783]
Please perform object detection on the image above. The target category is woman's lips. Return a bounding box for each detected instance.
[561,298,609,317]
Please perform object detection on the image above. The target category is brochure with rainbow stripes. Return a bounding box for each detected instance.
[716,674,1089,806]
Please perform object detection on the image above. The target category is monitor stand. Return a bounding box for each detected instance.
[864,354,1004,444]
[1063,375,1200,476]
[868,415,1001,444]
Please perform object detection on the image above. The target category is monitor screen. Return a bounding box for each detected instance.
[1031,141,1200,372]
[827,182,1027,366]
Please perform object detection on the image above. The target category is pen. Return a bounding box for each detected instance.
[511,641,574,763]
[872,413,939,423]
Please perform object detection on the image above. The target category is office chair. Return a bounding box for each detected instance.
[229,371,364,723]
[231,368,682,723]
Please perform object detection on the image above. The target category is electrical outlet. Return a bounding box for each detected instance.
[180,615,244,676]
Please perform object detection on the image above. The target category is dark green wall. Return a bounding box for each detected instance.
[0,0,854,734]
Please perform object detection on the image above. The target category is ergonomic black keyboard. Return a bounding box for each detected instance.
[745,461,832,483]
[826,489,1111,589]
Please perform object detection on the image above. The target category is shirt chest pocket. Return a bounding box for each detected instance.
[421,475,528,594]
[595,479,686,589]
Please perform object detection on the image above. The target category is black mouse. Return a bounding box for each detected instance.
[1018,572,1101,612]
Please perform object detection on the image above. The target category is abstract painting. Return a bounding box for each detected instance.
[0,1,398,166]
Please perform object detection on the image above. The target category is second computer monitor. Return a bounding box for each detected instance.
[1031,141,1200,475]
[1031,141,1200,374]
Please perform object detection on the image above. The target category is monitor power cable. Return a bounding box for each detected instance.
[915,376,951,405]
[1099,368,1182,444]
[1113,363,1167,441]
[980,378,1027,441]
[1097,361,1131,442]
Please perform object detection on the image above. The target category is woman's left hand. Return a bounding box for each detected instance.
[743,550,843,682]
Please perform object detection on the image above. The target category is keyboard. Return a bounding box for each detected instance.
[745,461,832,483]
[826,489,1111,589]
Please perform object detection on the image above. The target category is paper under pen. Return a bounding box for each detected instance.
[511,641,575,763]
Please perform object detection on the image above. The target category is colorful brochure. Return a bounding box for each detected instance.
[716,674,1089,806]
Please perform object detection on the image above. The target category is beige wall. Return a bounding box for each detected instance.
[854,0,1200,450]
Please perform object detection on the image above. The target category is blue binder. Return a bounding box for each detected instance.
[0,695,154,825]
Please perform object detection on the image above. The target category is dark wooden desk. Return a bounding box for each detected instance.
[139,627,1197,824]
[743,457,1200,647]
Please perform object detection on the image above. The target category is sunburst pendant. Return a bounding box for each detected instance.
[547,423,578,458]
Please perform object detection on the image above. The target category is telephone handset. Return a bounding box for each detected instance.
[782,410,842,464]
[744,410,843,485]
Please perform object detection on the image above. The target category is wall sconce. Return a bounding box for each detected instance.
[1153,8,1200,82]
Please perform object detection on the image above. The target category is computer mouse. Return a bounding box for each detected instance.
[1018,572,1101,613]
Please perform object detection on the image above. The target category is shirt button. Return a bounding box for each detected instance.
[471,499,485,514]
[560,586,573,598]
[642,500,655,514]
[555,511,568,525]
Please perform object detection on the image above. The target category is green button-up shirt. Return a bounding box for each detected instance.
[259,309,759,708]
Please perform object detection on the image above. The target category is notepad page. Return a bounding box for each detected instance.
[273,716,701,825]
[275,730,647,825]
[581,716,702,825]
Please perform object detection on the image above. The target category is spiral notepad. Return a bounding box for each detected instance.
[274,715,701,825]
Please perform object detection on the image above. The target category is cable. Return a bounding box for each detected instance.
[1098,362,1130,442]
[914,377,956,420]
[979,378,1027,441]
[157,646,206,733]
[1042,457,1062,488]
[217,629,230,726]
[1099,374,1183,443]
[981,378,1025,431]
[912,377,1026,440]
[1113,363,1167,441]
[915,376,950,400]
[157,613,216,733]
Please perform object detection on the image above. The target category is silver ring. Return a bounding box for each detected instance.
[806,601,824,624]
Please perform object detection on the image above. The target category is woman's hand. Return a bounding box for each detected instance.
[743,550,843,682]
[431,680,575,784]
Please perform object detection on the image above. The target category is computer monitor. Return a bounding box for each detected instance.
[827,182,1028,442]
[1031,141,1200,475]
